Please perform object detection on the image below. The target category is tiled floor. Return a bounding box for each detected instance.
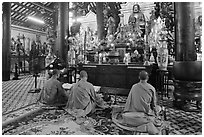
[161,99,202,135]
[2,74,202,135]
[2,74,45,115]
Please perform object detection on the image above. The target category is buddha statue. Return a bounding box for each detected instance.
[128,4,146,37]
[107,15,116,35]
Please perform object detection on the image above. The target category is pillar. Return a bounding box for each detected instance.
[96,2,105,40]
[52,3,58,53]
[56,2,69,63]
[175,2,196,61]
[2,2,11,81]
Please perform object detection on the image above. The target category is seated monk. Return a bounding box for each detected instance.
[39,69,68,107]
[66,70,106,116]
[112,71,162,135]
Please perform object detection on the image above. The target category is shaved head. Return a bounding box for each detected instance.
[80,70,88,78]
[139,71,149,80]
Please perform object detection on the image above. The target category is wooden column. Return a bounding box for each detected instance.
[2,2,11,81]
[56,2,69,63]
[175,2,196,61]
[96,2,105,40]
[109,2,120,32]
[52,3,58,53]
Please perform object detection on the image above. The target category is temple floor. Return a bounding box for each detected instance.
[2,74,202,135]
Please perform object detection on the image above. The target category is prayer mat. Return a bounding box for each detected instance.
[2,106,101,135]
[2,105,132,135]
[115,95,202,135]
[2,95,202,135]
[2,105,165,135]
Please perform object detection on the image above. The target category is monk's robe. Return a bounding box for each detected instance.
[124,82,157,114]
[39,78,68,107]
[66,80,97,115]
[112,82,162,135]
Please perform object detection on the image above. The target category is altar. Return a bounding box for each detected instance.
[78,63,152,91]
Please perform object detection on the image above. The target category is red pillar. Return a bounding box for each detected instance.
[2,2,11,81]
[175,2,196,61]
[56,2,69,63]
[96,2,105,40]
[52,3,58,53]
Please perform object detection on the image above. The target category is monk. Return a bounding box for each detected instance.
[112,71,162,135]
[39,69,68,107]
[124,70,160,115]
[66,70,106,116]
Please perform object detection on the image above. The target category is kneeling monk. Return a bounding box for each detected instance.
[66,70,105,116]
[39,69,68,107]
[112,71,162,135]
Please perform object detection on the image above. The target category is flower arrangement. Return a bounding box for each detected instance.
[148,17,169,70]
[148,17,168,50]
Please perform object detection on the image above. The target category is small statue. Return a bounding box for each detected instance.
[45,44,56,79]
[11,38,16,55]
[16,38,24,56]
[107,15,116,35]
[195,15,202,37]
[114,14,125,39]
[99,53,102,64]
[45,44,56,67]
[123,53,131,65]
[128,4,146,37]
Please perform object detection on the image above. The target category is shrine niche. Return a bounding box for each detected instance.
[79,10,97,33]
[75,10,98,52]
[68,11,98,65]
[120,2,155,25]
[194,2,202,18]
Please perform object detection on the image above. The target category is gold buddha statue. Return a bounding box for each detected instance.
[128,4,146,37]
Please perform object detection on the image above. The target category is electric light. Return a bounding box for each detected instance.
[69,12,73,18]
[127,43,130,46]
[76,17,83,22]
[27,16,45,24]
[69,2,73,8]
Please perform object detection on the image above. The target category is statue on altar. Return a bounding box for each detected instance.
[195,15,202,53]
[11,38,17,55]
[128,4,146,37]
[16,38,25,56]
[107,14,116,35]
[195,15,202,37]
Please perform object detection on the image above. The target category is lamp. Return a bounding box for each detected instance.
[69,12,73,18]
[27,16,45,24]
[76,17,83,22]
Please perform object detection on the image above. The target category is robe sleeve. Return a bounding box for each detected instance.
[150,87,157,110]
[89,84,97,101]
[56,81,67,97]
[124,85,134,112]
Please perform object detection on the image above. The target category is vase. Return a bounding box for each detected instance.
[157,41,168,70]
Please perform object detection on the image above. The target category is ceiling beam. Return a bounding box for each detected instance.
[11,10,33,19]
[12,2,53,18]
[13,2,36,12]
[11,10,53,29]
[11,9,51,21]
[32,2,54,13]
[11,17,26,24]
[11,17,47,27]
